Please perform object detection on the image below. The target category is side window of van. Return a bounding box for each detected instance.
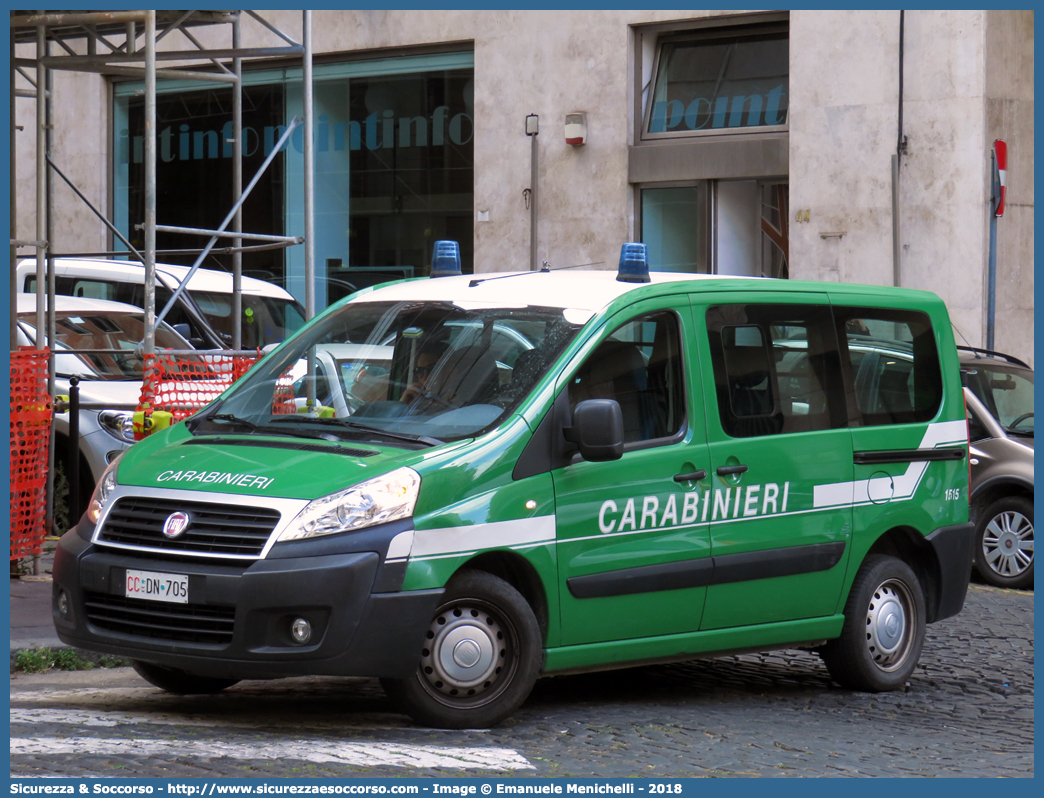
[706,304,846,438]
[569,312,685,444]
[27,276,118,301]
[71,279,117,300]
[838,308,942,426]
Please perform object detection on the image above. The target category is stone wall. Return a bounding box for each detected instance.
[12,10,1033,360]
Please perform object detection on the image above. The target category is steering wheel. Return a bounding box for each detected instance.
[1010,412,1034,429]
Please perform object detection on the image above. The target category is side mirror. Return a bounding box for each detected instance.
[172,323,191,339]
[564,399,624,461]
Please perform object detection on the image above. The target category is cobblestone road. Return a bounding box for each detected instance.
[9,584,1033,778]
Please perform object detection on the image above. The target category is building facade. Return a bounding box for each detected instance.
[13,9,1034,363]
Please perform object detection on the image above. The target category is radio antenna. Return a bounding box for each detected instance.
[469,261,604,287]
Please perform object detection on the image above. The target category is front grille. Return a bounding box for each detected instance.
[97,498,280,557]
[84,591,235,645]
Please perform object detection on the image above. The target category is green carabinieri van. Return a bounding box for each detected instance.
[55,243,974,729]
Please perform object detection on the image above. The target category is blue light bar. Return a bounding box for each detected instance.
[431,240,462,278]
[617,242,650,283]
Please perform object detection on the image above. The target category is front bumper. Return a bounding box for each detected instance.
[52,518,442,680]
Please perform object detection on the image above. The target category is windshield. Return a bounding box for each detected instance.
[962,361,1034,436]
[18,311,193,381]
[189,290,306,349]
[196,300,582,445]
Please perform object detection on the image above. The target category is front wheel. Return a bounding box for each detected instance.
[132,660,240,694]
[381,570,542,729]
[820,555,926,692]
[974,496,1034,589]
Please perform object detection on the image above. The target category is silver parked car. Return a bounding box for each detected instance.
[960,347,1034,589]
[16,294,196,517]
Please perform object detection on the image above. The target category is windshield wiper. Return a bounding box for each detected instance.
[200,412,340,442]
[268,416,443,447]
[209,412,262,431]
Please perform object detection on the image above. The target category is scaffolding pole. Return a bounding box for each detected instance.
[9,9,317,556]
[143,9,156,357]
[34,22,46,349]
[232,12,243,349]
[9,24,16,348]
[11,9,315,358]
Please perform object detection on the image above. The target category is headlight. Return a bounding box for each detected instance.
[278,467,420,542]
[98,410,137,444]
[86,454,122,524]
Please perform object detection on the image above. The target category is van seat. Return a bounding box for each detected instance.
[723,346,783,437]
[428,344,499,407]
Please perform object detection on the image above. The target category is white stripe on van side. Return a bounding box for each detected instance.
[813,420,967,509]
[385,530,414,562]
[410,515,555,561]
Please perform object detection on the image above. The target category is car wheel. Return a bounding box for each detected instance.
[820,555,926,692]
[974,496,1034,589]
[380,570,542,729]
[132,660,240,694]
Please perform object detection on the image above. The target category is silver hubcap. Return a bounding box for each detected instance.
[983,511,1034,577]
[865,580,913,671]
[420,604,507,700]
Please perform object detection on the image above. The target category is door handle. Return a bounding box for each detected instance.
[673,470,707,483]
[716,464,749,476]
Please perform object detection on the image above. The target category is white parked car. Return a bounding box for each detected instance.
[15,294,197,516]
[18,258,306,350]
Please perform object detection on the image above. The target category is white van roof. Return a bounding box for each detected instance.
[16,257,294,300]
[352,269,728,318]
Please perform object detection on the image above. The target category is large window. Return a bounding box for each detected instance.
[838,308,943,427]
[569,313,686,445]
[640,180,787,277]
[117,84,285,281]
[706,304,846,438]
[640,186,707,273]
[114,53,474,310]
[643,24,788,140]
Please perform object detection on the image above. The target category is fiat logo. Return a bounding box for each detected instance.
[162,511,191,539]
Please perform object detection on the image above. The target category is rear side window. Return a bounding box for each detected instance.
[706,304,846,438]
[27,276,119,301]
[838,308,942,426]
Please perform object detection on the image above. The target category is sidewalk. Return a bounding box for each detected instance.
[10,542,65,652]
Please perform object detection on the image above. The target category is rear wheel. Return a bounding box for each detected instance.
[381,570,541,729]
[132,660,239,694]
[974,496,1034,589]
[821,555,925,692]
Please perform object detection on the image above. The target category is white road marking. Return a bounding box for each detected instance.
[10,707,413,731]
[10,690,492,733]
[10,738,535,770]
[11,687,158,702]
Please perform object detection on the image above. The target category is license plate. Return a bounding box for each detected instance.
[125,569,189,604]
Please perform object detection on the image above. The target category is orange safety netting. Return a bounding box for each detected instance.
[10,347,53,560]
[136,352,295,429]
